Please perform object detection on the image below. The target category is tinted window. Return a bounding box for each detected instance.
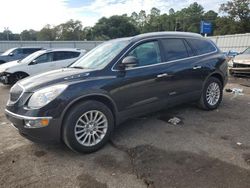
[23,48,40,54]
[54,51,80,61]
[161,39,189,61]
[12,49,23,55]
[128,41,161,67]
[187,39,216,55]
[34,53,53,64]
[183,40,194,56]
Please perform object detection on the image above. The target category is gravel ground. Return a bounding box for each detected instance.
[0,76,250,188]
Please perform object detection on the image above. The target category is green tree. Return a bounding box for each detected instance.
[56,19,83,40]
[37,24,57,41]
[20,29,37,41]
[220,0,250,32]
[92,15,139,39]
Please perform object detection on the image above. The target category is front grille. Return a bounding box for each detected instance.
[10,84,24,102]
[233,63,250,68]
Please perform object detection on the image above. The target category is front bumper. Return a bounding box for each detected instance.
[0,72,13,85]
[229,67,250,75]
[5,109,61,143]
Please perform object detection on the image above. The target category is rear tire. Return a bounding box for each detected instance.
[62,100,114,153]
[199,77,223,110]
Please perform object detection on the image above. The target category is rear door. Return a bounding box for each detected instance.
[158,38,198,101]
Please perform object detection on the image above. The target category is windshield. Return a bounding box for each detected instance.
[19,50,44,63]
[2,48,15,56]
[242,48,250,55]
[70,39,130,69]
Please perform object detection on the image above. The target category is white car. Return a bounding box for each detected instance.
[0,48,86,84]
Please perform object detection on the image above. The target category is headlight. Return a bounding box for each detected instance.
[27,84,67,109]
[228,59,234,67]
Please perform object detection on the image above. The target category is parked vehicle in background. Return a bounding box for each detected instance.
[0,48,86,85]
[229,47,250,76]
[5,32,228,153]
[0,47,43,64]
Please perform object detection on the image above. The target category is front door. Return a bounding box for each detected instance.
[28,52,57,75]
[111,40,168,118]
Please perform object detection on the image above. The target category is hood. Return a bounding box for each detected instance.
[0,60,19,72]
[234,54,250,64]
[19,68,93,91]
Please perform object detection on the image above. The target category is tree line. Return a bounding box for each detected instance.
[0,0,249,41]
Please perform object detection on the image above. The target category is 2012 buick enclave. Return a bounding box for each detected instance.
[5,32,228,153]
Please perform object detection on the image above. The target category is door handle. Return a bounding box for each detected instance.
[193,65,202,70]
[157,73,172,78]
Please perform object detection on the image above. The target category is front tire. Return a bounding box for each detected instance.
[199,77,223,110]
[12,72,29,84]
[62,100,114,153]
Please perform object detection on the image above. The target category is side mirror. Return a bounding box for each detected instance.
[30,59,37,65]
[120,56,138,69]
[9,53,14,56]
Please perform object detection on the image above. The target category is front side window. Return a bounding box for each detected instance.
[34,52,53,64]
[128,41,161,67]
[187,38,216,55]
[161,39,189,61]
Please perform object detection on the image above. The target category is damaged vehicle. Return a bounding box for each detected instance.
[229,47,250,76]
[5,32,228,153]
[0,48,86,85]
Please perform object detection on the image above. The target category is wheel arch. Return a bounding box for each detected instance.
[61,94,118,128]
[13,71,30,77]
[209,72,224,86]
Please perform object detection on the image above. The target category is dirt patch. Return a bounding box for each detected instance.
[220,135,232,141]
[77,173,107,188]
[94,154,131,174]
[34,150,47,157]
[127,145,250,188]
[242,153,250,165]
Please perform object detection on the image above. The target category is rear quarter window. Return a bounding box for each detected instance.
[186,38,217,55]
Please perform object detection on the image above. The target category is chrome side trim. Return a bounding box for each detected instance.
[111,36,218,71]
[5,109,53,120]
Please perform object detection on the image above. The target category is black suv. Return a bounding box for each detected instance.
[0,47,42,64]
[5,32,228,153]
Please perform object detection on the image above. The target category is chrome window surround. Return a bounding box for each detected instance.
[111,36,218,71]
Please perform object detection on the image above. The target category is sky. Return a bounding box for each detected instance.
[0,0,227,33]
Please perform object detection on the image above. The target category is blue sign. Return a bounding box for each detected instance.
[200,21,212,34]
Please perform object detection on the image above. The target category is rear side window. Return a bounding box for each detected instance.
[161,39,189,61]
[53,51,80,61]
[186,39,216,55]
